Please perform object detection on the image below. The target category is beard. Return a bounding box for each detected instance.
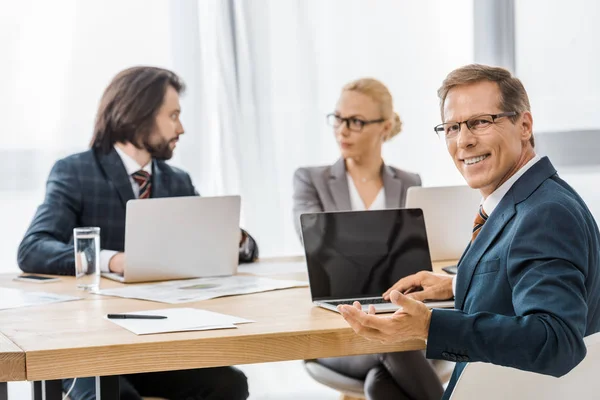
[142,134,175,160]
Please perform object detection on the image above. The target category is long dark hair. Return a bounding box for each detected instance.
[90,66,186,154]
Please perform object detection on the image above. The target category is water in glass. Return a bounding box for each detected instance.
[74,229,100,291]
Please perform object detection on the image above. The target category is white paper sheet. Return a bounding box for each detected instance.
[0,287,80,310]
[237,260,307,276]
[96,275,308,304]
[106,308,254,335]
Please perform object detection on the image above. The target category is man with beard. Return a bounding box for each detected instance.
[17,66,255,400]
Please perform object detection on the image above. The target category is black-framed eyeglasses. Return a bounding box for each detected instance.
[327,113,385,132]
[433,111,518,139]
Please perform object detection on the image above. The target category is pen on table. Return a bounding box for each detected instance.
[107,314,167,320]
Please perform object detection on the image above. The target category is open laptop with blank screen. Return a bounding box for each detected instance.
[405,185,481,262]
[300,209,455,313]
[102,195,241,283]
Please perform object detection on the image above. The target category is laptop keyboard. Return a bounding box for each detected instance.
[326,297,391,306]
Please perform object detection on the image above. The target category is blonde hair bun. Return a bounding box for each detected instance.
[387,112,402,141]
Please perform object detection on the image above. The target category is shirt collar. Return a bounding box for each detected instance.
[114,145,152,176]
[483,153,541,216]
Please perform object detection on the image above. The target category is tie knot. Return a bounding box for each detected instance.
[472,205,488,242]
[132,170,150,186]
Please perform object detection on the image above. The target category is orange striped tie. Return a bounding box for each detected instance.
[472,205,488,242]
[132,170,151,199]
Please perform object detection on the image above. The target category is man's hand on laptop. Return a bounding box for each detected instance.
[338,291,432,343]
[109,252,125,274]
[382,271,453,302]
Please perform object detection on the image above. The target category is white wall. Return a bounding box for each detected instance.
[559,167,600,224]
[515,0,600,223]
[515,0,600,132]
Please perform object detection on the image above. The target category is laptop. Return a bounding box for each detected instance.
[102,195,241,283]
[405,185,481,262]
[300,209,455,313]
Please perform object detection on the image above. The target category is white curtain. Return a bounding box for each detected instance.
[0,0,474,273]
[187,0,475,257]
[0,0,185,272]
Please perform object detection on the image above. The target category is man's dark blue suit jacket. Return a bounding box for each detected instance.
[427,157,600,399]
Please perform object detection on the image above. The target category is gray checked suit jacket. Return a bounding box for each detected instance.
[292,158,422,239]
[18,147,258,275]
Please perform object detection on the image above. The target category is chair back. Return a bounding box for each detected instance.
[450,332,600,400]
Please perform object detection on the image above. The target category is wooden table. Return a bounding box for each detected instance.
[0,333,25,382]
[0,258,455,399]
[0,332,25,400]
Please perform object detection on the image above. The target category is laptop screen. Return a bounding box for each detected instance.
[300,209,432,301]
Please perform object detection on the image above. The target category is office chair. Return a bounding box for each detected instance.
[450,331,600,399]
[304,358,454,400]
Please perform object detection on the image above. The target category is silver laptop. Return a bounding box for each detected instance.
[300,209,454,313]
[406,186,481,262]
[102,195,241,283]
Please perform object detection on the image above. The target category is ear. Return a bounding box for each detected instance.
[520,111,533,143]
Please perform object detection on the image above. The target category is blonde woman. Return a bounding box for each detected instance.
[293,78,443,400]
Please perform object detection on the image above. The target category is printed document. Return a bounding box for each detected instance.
[96,275,308,304]
[106,308,254,335]
[0,287,80,310]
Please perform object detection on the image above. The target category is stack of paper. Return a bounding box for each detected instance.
[106,308,254,335]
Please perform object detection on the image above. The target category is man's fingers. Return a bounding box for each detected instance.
[383,274,421,299]
[390,290,422,314]
[340,305,384,329]
[405,289,433,302]
[338,305,383,339]
[353,310,388,331]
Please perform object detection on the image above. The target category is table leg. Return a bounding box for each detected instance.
[0,382,7,400]
[32,380,62,400]
[95,375,120,400]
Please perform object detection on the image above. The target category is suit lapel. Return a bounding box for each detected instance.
[328,158,352,210]
[454,156,558,310]
[382,165,402,208]
[455,197,516,309]
[98,148,135,208]
[151,161,170,198]
[456,241,472,269]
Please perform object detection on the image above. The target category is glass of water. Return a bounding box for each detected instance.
[74,227,101,291]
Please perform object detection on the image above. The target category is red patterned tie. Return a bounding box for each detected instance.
[132,170,151,199]
[472,205,488,242]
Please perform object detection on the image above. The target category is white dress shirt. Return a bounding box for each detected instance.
[451,154,542,296]
[100,145,152,273]
[347,173,386,211]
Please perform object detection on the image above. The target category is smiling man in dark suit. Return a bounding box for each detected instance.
[337,64,600,400]
[17,66,255,400]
